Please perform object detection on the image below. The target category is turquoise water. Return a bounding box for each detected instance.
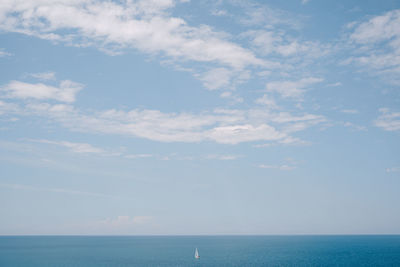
[1,236,400,266]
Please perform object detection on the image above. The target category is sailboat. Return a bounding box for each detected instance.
[194,248,200,259]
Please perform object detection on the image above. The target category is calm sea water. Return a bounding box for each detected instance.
[1,236,400,266]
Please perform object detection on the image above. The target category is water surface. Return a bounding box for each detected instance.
[1,235,399,266]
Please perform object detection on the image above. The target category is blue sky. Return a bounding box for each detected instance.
[0,0,399,235]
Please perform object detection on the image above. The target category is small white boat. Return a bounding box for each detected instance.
[194,248,200,259]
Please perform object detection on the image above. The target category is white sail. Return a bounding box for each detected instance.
[195,248,200,259]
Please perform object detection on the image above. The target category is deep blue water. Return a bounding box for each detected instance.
[1,236,400,266]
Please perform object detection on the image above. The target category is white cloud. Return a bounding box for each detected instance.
[386,167,400,173]
[244,30,331,60]
[30,71,56,81]
[125,154,153,159]
[350,10,400,44]
[255,94,278,109]
[254,136,310,147]
[343,122,367,131]
[278,136,310,145]
[238,2,301,29]
[253,143,273,148]
[341,109,359,114]
[301,0,310,4]
[244,30,282,55]
[13,102,324,145]
[0,0,262,69]
[347,9,400,82]
[196,67,252,92]
[0,77,325,145]
[327,82,342,87]
[374,108,400,132]
[206,124,286,144]
[211,9,228,16]
[0,48,11,57]
[275,40,327,58]
[266,77,323,99]
[1,80,83,103]
[198,68,233,90]
[34,139,105,154]
[0,100,19,115]
[257,70,271,77]
[206,154,240,160]
[259,164,295,171]
[219,91,244,103]
[259,157,299,170]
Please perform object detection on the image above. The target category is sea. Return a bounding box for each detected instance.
[1,235,400,266]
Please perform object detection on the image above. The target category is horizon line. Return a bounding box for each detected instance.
[1,234,400,237]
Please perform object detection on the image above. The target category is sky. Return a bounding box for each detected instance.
[0,0,399,235]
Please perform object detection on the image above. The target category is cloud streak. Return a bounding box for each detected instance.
[0,0,262,69]
[266,77,323,99]
[33,139,105,154]
[0,94,325,145]
[1,80,83,103]
[346,9,400,83]
[0,48,11,57]
[374,108,400,132]
[386,167,400,173]
[29,72,56,81]
[259,164,295,171]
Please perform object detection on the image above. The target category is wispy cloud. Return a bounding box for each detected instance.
[346,9,400,83]
[197,68,233,90]
[0,0,262,69]
[237,1,301,29]
[29,72,56,81]
[341,109,359,114]
[125,154,153,159]
[253,143,273,148]
[211,9,228,16]
[0,84,325,145]
[205,154,241,160]
[220,91,244,104]
[0,48,11,57]
[327,82,342,87]
[259,164,295,171]
[266,77,323,99]
[259,157,299,170]
[349,9,400,45]
[255,94,278,109]
[343,122,367,131]
[243,29,331,60]
[374,108,400,132]
[386,167,400,173]
[0,80,83,103]
[0,100,19,116]
[0,0,334,100]
[33,139,105,154]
